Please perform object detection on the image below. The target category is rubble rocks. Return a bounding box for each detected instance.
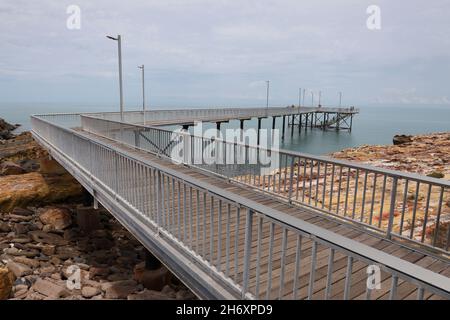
[0,124,194,300]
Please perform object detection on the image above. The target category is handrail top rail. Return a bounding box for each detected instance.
[31,114,450,295]
[78,113,450,188]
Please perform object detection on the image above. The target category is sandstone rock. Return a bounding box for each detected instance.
[133,262,171,291]
[81,286,100,298]
[39,207,72,230]
[161,284,177,298]
[0,161,26,175]
[6,261,32,277]
[0,118,18,140]
[29,231,68,246]
[13,256,40,268]
[32,278,69,299]
[0,267,15,300]
[0,172,84,212]
[127,289,171,300]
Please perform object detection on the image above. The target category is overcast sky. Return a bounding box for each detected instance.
[1,0,449,110]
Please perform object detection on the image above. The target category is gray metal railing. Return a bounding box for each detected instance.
[31,113,450,300]
[80,114,450,254]
[89,106,358,125]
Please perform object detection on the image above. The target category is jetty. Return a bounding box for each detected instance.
[30,106,450,300]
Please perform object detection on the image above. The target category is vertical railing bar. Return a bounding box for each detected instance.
[410,181,420,239]
[307,241,318,300]
[292,235,302,300]
[351,169,359,219]
[255,216,263,298]
[217,200,223,270]
[343,167,351,216]
[343,256,353,300]
[234,208,241,283]
[225,203,231,278]
[325,248,335,300]
[308,160,314,205]
[322,163,327,209]
[369,173,377,225]
[399,179,409,235]
[378,175,387,228]
[242,208,253,299]
[389,275,398,300]
[265,223,275,299]
[278,228,288,300]
[421,184,432,243]
[314,162,321,207]
[336,166,343,215]
[432,187,444,247]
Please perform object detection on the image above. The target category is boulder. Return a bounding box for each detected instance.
[0,172,84,212]
[39,207,72,230]
[0,267,15,300]
[392,135,413,145]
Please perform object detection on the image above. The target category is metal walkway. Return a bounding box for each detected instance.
[30,108,450,300]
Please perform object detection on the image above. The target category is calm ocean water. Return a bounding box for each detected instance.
[1,104,449,155]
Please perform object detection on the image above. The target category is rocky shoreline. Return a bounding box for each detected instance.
[0,119,195,300]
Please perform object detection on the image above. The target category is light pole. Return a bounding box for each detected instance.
[311,91,314,107]
[298,88,302,107]
[339,91,342,107]
[318,90,322,107]
[138,64,145,124]
[266,80,270,116]
[302,88,306,106]
[107,35,124,121]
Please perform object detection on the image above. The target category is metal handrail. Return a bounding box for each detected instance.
[80,114,450,254]
[31,114,450,299]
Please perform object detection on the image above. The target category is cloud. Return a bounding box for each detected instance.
[0,0,449,107]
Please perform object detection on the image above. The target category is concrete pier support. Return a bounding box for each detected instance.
[282,116,286,141]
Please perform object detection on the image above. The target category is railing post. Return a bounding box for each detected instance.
[288,156,295,203]
[156,170,162,229]
[242,208,253,299]
[387,176,398,239]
